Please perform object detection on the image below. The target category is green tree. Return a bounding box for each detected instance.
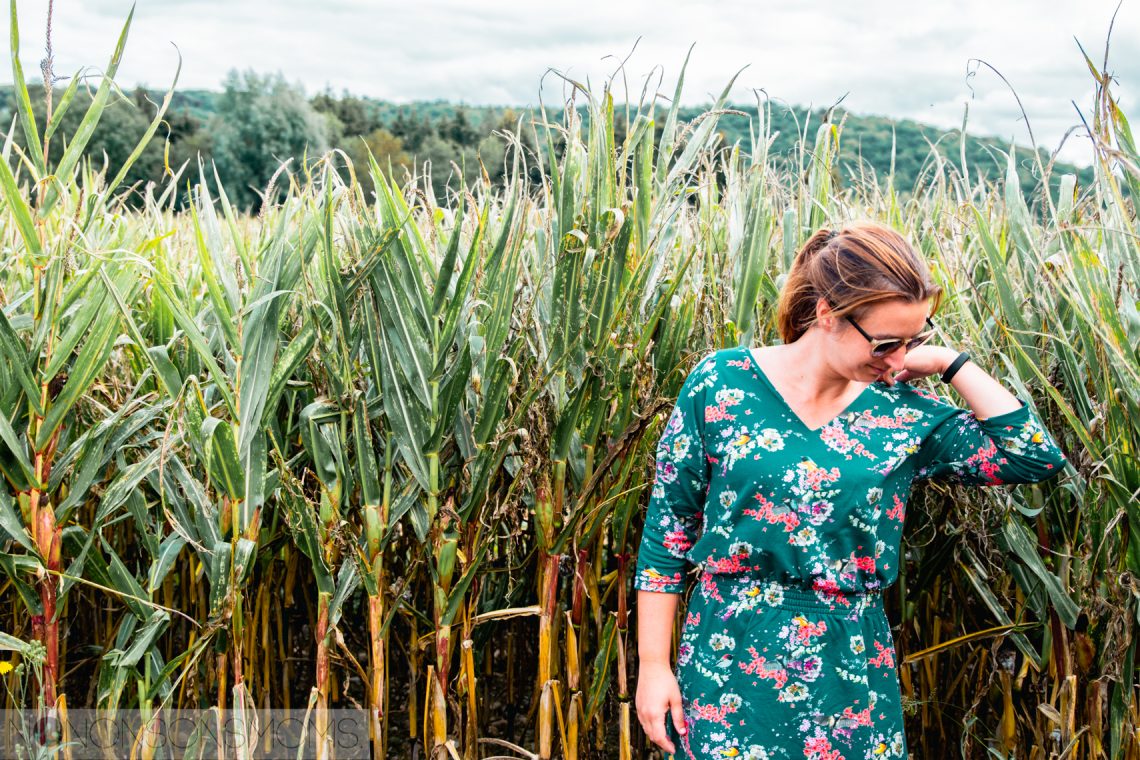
[338,127,413,199]
[443,107,479,147]
[209,69,330,210]
[390,106,433,152]
[312,90,379,140]
[4,84,165,202]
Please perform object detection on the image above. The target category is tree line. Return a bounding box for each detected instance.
[0,69,1093,211]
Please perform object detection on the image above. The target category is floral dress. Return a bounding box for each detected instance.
[633,345,1068,760]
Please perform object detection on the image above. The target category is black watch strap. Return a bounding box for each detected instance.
[941,351,970,383]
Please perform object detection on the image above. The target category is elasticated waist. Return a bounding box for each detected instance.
[694,570,884,617]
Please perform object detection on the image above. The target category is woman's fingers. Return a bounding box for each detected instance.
[637,705,675,754]
[635,665,684,754]
[655,714,676,755]
[670,694,687,740]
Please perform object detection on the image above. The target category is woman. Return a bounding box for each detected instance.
[633,222,1068,759]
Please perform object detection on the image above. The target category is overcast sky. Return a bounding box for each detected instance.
[6,0,1140,166]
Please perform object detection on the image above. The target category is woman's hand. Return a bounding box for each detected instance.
[884,345,958,386]
[635,661,686,754]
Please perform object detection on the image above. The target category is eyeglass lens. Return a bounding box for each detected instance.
[871,332,932,357]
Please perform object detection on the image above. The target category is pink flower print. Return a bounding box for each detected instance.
[803,730,844,760]
[635,568,682,592]
[706,403,734,423]
[794,459,842,492]
[656,459,678,485]
[699,571,726,601]
[886,493,905,521]
[739,647,788,689]
[826,429,878,460]
[819,423,856,454]
[965,439,1009,483]
[703,551,750,574]
[842,704,873,727]
[789,616,828,645]
[811,577,854,608]
[688,697,736,728]
[663,524,694,555]
[869,411,908,429]
[869,639,895,668]
[743,493,800,532]
[912,386,940,402]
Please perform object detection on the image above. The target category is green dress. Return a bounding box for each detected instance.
[633,345,1067,760]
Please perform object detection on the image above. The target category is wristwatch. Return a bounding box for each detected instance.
[941,351,970,383]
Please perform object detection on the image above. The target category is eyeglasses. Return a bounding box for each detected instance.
[846,315,936,358]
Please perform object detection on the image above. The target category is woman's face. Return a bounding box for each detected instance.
[821,298,932,382]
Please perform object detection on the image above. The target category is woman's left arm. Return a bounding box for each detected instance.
[893,346,1022,418]
[895,346,1070,486]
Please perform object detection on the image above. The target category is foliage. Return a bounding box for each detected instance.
[0,5,1135,760]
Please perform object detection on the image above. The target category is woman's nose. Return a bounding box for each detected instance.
[883,346,908,369]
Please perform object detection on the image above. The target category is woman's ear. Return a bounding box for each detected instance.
[815,297,836,330]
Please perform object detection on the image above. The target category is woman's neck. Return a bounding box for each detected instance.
[770,332,861,403]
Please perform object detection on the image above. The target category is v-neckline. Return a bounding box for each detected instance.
[743,345,877,433]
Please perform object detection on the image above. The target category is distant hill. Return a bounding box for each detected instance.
[0,82,1094,209]
[151,89,1097,195]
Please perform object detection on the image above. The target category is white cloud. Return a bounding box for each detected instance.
[5,0,1139,164]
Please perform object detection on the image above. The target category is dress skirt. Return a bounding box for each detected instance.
[665,571,908,760]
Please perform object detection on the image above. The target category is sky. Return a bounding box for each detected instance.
[6,0,1140,166]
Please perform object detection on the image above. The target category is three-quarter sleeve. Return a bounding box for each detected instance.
[911,390,1068,486]
[632,352,716,594]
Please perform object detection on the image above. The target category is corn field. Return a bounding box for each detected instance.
[0,5,1137,759]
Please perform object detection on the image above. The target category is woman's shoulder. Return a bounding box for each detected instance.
[685,346,736,372]
[877,380,965,427]
[889,379,948,406]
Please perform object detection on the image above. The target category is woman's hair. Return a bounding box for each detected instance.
[776,221,942,344]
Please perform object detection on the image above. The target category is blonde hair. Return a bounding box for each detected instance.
[776,221,943,344]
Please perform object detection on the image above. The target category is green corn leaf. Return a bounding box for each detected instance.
[0,488,35,553]
[353,396,382,509]
[585,614,618,722]
[201,417,244,501]
[0,306,43,415]
[207,540,232,619]
[0,554,41,615]
[0,147,42,262]
[105,52,182,192]
[99,535,152,621]
[327,561,360,628]
[0,405,34,487]
[0,630,38,657]
[147,533,186,594]
[188,197,240,349]
[39,5,135,215]
[152,275,237,418]
[233,538,257,586]
[35,307,121,449]
[8,0,45,174]
[959,553,1042,670]
[114,610,170,669]
[42,68,83,143]
[999,515,1080,629]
